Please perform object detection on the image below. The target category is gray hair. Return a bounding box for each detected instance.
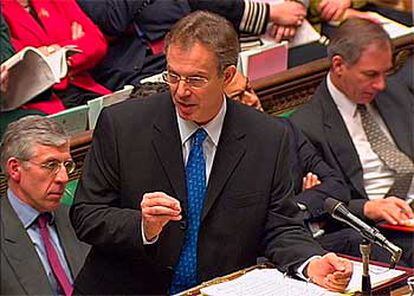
[0,116,68,175]
[164,11,240,74]
[327,18,392,65]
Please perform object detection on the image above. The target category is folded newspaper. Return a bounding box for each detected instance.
[0,45,81,111]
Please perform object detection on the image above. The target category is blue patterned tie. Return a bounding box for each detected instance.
[170,128,207,294]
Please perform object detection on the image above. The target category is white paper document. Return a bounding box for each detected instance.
[200,261,405,296]
[364,12,414,39]
[200,269,334,296]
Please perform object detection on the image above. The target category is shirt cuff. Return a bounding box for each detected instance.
[239,0,269,35]
[141,221,158,245]
[296,255,322,280]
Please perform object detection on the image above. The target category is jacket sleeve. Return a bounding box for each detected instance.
[262,124,326,274]
[70,108,145,258]
[286,119,351,219]
[188,0,270,35]
[77,0,150,36]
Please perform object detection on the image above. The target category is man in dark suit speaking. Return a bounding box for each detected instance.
[291,18,414,267]
[70,11,352,295]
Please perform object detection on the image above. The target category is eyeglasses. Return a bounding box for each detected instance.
[22,159,76,175]
[162,71,209,89]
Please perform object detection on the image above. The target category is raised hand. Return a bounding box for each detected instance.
[141,192,182,241]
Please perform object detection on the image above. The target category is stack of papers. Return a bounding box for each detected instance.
[200,261,405,296]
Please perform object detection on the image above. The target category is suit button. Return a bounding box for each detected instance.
[179,220,187,230]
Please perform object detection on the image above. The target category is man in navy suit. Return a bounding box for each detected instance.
[71,11,352,295]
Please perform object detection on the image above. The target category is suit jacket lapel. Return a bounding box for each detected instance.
[319,81,366,197]
[152,95,187,210]
[202,100,246,221]
[54,205,88,279]
[376,88,413,158]
[1,197,52,295]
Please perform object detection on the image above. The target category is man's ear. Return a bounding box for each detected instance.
[223,65,237,87]
[7,158,22,182]
[331,55,346,77]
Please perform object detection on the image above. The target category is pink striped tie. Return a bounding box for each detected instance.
[38,214,73,296]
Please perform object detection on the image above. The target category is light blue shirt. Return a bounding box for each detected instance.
[7,189,73,295]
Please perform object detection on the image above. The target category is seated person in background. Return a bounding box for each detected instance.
[291,18,414,267]
[0,13,45,138]
[70,11,352,295]
[1,0,112,111]
[76,0,307,91]
[0,116,90,295]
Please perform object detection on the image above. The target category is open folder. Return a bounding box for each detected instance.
[238,40,288,82]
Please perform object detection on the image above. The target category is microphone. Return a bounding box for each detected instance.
[324,197,402,268]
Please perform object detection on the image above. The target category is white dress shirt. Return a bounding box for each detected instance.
[327,73,414,200]
[142,97,315,278]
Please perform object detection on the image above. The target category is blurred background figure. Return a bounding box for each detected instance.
[1,0,112,111]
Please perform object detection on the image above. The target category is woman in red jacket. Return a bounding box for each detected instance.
[1,0,111,113]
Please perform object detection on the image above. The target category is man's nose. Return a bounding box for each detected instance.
[174,80,191,97]
[372,74,387,91]
[54,165,69,184]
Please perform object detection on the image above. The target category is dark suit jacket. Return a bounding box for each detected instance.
[291,78,414,220]
[1,195,90,295]
[390,55,414,95]
[70,93,326,295]
[278,118,350,221]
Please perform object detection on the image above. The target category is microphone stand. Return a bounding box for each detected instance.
[360,239,372,296]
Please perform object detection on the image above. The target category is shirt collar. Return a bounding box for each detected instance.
[7,189,55,229]
[177,96,227,147]
[327,73,358,118]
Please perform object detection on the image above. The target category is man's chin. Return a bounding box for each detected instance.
[358,94,376,104]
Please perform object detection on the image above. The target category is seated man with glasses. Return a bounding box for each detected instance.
[0,116,89,295]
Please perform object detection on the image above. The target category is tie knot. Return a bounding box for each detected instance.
[357,104,367,113]
[192,128,207,147]
[37,213,52,229]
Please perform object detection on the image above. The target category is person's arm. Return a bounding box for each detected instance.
[77,0,149,36]
[70,108,145,257]
[286,119,351,219]
[188,0,306,35]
